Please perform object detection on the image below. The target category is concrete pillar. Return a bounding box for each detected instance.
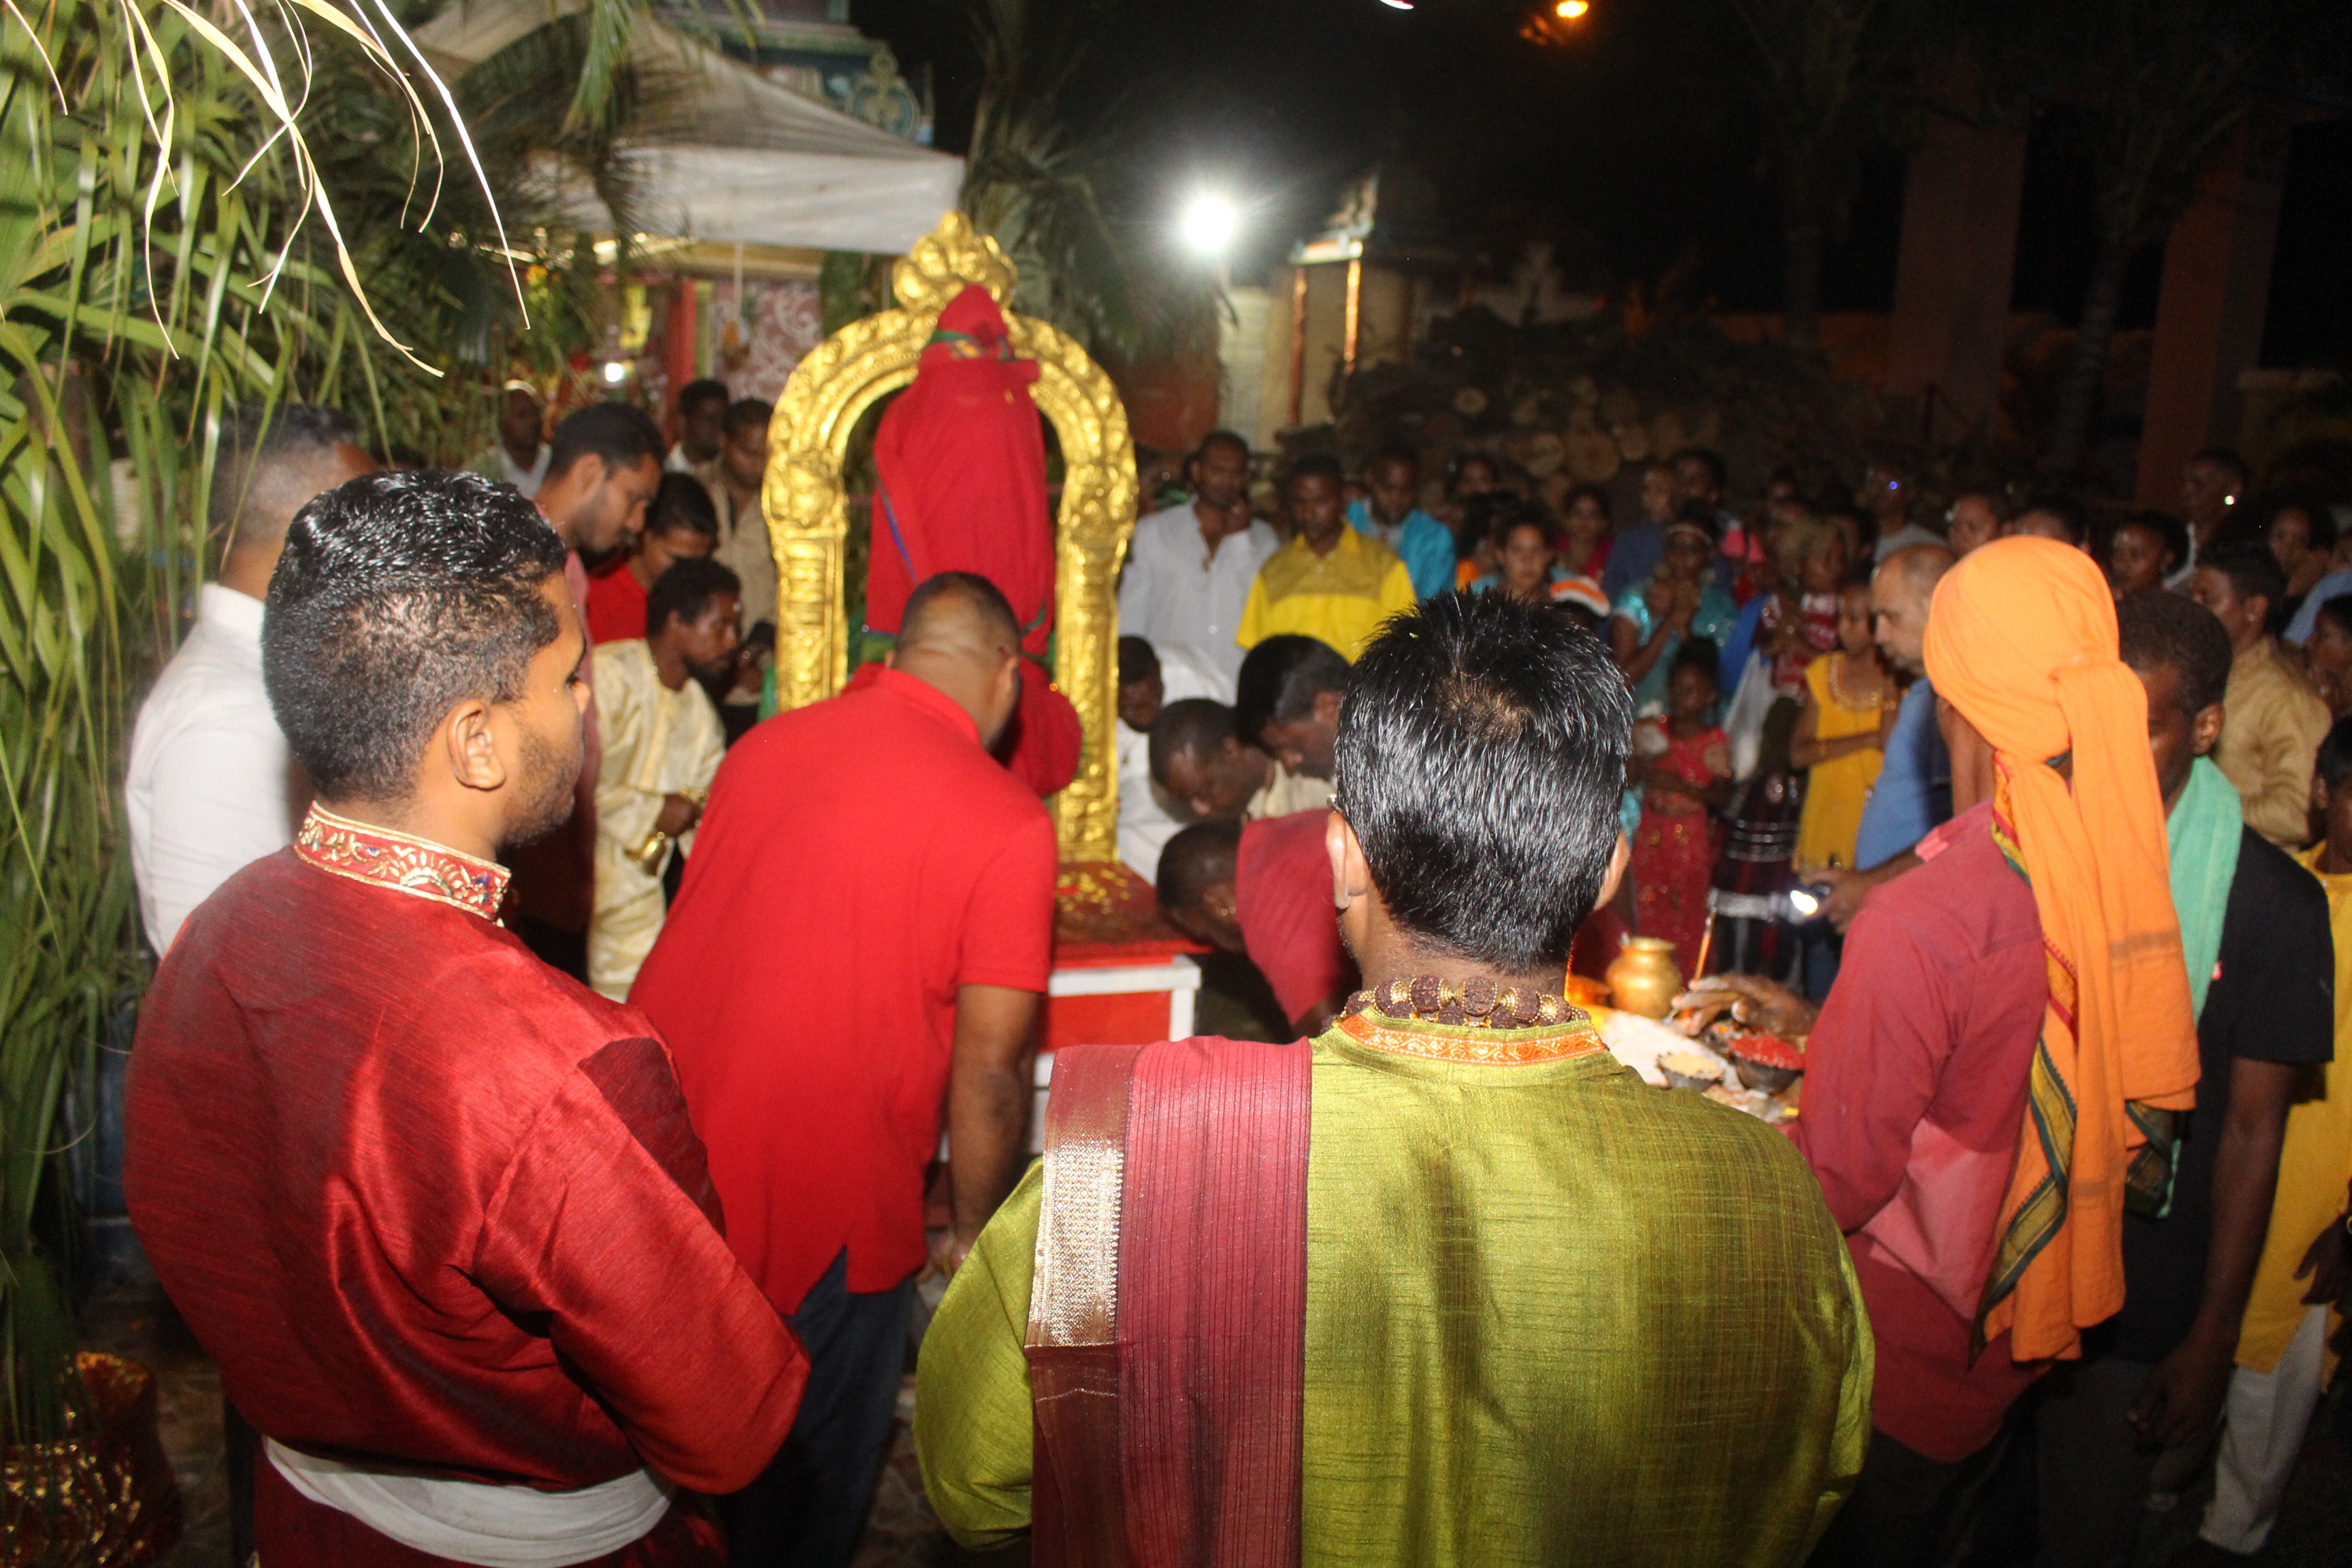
[2135,120,2289,508]
[1883,97,2026,438]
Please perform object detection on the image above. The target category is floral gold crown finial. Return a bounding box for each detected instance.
[891,211,1019,317]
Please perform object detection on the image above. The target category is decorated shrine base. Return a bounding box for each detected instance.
[1030,862,1207,1149]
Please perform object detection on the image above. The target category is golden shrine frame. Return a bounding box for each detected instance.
[761,212,1140,863]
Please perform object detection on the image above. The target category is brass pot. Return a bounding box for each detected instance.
[3,1353,182,1567]
[1605,937,1684,1020]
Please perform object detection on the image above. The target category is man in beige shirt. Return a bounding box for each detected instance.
[1147,698,1333,830]
[2190,539,2331,847]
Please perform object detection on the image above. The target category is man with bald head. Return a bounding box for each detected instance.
[632,570,1056,1568]
[128,403,378,951]
[1816,543,1955,927]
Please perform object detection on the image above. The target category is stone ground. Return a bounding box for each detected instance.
[78,1285,2347,1568]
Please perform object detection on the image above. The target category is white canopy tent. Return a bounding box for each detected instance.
[413,0,964,255]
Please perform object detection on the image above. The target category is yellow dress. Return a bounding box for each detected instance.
[1794,652,1885,873]
[2240,848,2352,1379]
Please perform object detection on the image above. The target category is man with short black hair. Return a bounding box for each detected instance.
[513,399,669,978]
[1157,814,1355,1036]
[1119,429,1275,687]
[1148,698,1271,821]
[2190,538,2331,847]
[633,570,1058,1567]
[587,557,739,999]
[2174,447,2249,587]
[668,377,731,473]
[125,470,803,1567]
[587,471,719,644]
[1235,632,1350,783]
[538,402,666,561]
[1240,454,1416,659]
[2022,591,2328,1568]
[1348,444,1454,600]
[127,404,378,951]
[917,591,1869,1563]
[1115,636,1222,877]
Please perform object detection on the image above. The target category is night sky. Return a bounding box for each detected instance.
[851,0,2351,368]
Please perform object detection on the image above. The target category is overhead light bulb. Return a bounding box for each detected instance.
[601,360,627,385]
[1179,194,1240,258]
[1556,0,1590,16]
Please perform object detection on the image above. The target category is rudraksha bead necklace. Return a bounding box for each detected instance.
[1343,975,1580,1030]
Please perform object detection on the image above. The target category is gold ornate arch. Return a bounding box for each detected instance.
[761,213,1139,864]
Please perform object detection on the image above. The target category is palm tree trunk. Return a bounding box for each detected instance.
[2046,221,2133,475]
[1782,214,1825,352]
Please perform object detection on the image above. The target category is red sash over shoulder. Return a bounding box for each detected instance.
[1024,1036,1313,1568]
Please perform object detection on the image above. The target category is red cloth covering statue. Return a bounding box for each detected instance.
[867,284,1082,796]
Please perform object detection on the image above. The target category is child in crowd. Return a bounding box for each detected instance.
[1631,639,1733,974]
[1791,570,1891,877]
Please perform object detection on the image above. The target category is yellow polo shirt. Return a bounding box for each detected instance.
[1236,527,1419,661]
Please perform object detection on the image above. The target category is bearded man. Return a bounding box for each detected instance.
[125,470,802,1566]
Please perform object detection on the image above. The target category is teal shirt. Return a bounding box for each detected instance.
[1348,500,1456,601]
[1612,578,1740,713]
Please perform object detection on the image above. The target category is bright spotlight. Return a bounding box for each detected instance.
[1179,194,1240,258]
[601,359,627,385]
[1556,0,1589,16]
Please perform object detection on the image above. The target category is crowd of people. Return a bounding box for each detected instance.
[106,353,2351,1568]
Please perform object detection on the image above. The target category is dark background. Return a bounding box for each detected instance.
[851,0,2352,368]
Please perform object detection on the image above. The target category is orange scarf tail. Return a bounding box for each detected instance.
[1925,539,2200,1365]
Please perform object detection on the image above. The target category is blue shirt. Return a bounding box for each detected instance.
[1347,501,1456,601]
[1852,677,1950,870]
[1602,521,1666,603]
[2283,570,2352,646]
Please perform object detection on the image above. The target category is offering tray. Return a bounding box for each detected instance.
[1590,1004,1798,1124]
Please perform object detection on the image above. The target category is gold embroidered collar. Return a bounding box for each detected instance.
[295,805,510,920]
[1336,1010,1606,1066]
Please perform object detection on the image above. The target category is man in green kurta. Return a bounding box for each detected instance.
[915,592,1872,1567]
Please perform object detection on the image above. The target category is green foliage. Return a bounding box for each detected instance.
[0,0,635,1449]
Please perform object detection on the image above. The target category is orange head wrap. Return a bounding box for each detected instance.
[1923,536,2199,1363]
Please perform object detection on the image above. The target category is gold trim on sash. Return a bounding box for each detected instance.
[1026,1044,1140,1351]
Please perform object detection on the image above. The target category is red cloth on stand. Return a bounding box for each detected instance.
[1236,811,1353,1027]
[632,664,1058,1315]
[867,285,1080,796]
[125,825,802,1562]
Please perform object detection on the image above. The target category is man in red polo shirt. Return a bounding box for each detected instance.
[631,571,1056,1568]
[1156,811,1356,1036]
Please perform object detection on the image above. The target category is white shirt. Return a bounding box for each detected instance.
[126,585,303,951]
[1117,502,1277,687]
[1115,644,1224,880]
[504,446,551,497]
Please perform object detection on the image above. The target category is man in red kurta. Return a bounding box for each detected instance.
[1156,811,1357,1036]
[865,284,1081,795]
[125,470,804,1567]
[632,571,1059,1568]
